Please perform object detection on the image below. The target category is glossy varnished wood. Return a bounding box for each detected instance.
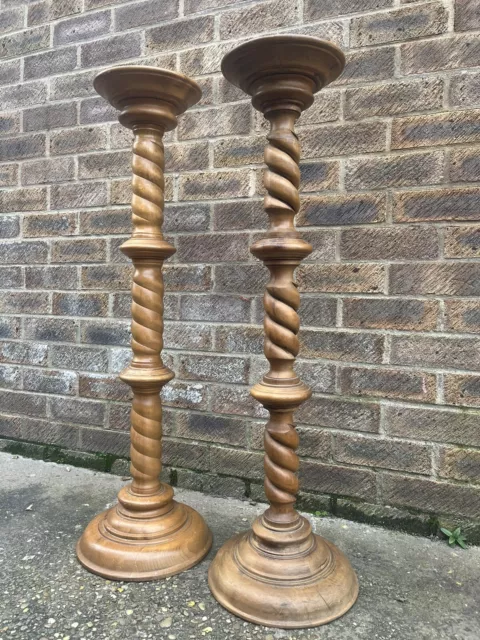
[76,67,212,581]
[208,37,358,627]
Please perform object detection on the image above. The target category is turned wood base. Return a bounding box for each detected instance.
[208,515,358,628]
[77,484,212,581]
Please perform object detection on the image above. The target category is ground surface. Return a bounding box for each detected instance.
[0,452,479,640]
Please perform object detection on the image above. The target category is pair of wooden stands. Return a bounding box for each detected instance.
[76,36,358,628]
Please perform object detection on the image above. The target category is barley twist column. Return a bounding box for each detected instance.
[77,66,212,581]
[208,36,358,628]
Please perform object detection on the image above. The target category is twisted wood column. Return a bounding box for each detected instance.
[209,36,358,628]
[77,66,212,581]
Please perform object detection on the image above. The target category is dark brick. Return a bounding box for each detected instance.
[215,326,263,354]
[391,335,480,371]
[51,69,97,101]
[444,374,480,408]
[0,241,48,265]
[162,381,208,411]
[444,226,480,258]
[164,322,212,351]
[164,265,211,292]
[300,460,376,500]
[392,109,480,150]
[115,0,178,29]
[81,32,142,68]
[0,292,49,314]
[24,317,77,342]
[301,330,384,363]
[219,0,299,39]
[213,136,264,168]
[401,34,480,74]
[24,213,77,237]
[0,267,22,289]
[79,373,130,401]
[297,193,387,226]
[350,4,448,47]
[294,361,336,394]
[300,121,387,158]
[214,264,267,294]
[0,187,47,213]
[386,404,480,447]
[344,298,438,331]
[176,412,247,446]
[298,297,337,328]
[165,142,209,172]
[389,263,480,296]
[107,403,131,432]
[445,300,480,333]
[24,47,77,81]
[210,385,266,418]
[28,0,82,26]
[163,439,210,472]
[21,157,75,185]
[0,364,21,390]
[394,187,480,223]
[340,366,436,402]
[335,47,395,86]
[146,16,214,54]
[54,11,110,45]
[0,133,45,161]
[210,446,263,480]
[382,473,480,519]
[79,97,117,124]
[181,169,251,201]
[0,216,20,239]
[26,266,77,290]
[300,161,339,192]
[0,7,24,35]
[450,71,480,108]
[341,227,439,260]
[0,59,21,86]
[295,91,340,127]
[0,26,50,60]
[50,125,108,155]
[52,238,107,263]
[217,77,247,104]
[164,204,210,233]
[455,0,480,32]
[175,469,246,500]
[24,368,77,395]
[80,427,129,455]
[79,208,130,235]
[53,292,108,317]
[51,182,108,209]
[176,233,249,263]
[81,265,131,291]
[297,396,379,433]
[178,354,248,383]
[213,200,264,231]
[180,294,251,323]
[0,318,20,340]
[298,264,385,294]
[180,42,234,77]
[24,103,77,132]
[179,104,250,140]
[0,112,21,136]
[335,433,431,474]
[78,152,130,180]
[449,148,480,182]
[0,341,48,366]
[305,0,392,20]
[0,389,47,417]
[0,164,18,187]
[51,344,108,373]
[184,0,240,12]
[438,447,480,483]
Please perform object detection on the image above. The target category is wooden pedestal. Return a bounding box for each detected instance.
[76,67,212,581]
[208,36,359,627]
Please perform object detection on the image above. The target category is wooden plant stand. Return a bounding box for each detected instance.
[208,36,359,627]
[76,67,212,581]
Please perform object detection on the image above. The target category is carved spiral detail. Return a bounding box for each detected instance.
[259,116,308,520]
[126,130,171,493]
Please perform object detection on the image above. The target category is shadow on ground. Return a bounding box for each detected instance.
[0,452,478,640]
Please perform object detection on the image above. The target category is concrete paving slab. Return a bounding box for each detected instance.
[0,452,478,640]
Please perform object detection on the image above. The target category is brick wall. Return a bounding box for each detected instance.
[0,0,479,530]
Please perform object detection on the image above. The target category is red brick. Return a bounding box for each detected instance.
[438,447,480,484]
[210,446,263,479]
[445,300,480,333]
[444,374,480,408]
[176,412,247,447]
